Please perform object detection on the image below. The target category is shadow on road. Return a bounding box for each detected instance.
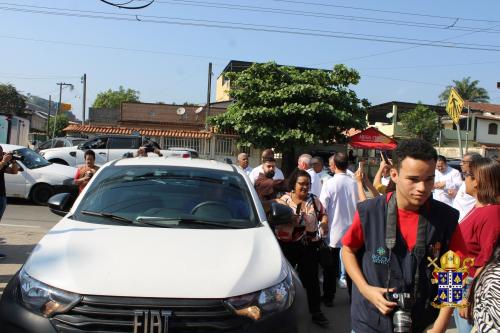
[7,198,36,206]
[0,238,35,266]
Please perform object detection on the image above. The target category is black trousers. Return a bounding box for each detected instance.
[279,240,321,314]
[321,247,340,301]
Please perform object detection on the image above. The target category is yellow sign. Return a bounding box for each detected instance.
[60,103,72,111]
[446,88,463,125]
[428,250,474,309]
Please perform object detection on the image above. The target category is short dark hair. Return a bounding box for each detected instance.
[464,152,482,162]
[334,152,348,171]
[288,169,311,192]
[470,157,500,204]
[84,149,95,159]
[262,156,276,164]
[437,155,447,163]
[392,139,437,171]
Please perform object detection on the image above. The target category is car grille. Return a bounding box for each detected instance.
[51,295,251,333]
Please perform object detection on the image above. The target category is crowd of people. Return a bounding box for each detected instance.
[238,139,499,333]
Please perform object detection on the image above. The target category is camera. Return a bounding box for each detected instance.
[3,152,22,162]
[143,144,155,154]
[385,292,415,333]
[85,171,94,179]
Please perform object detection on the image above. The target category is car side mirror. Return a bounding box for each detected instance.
[48,193,72,217]
[268,202,293,227]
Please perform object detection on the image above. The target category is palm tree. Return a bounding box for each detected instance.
[439,77,490,104]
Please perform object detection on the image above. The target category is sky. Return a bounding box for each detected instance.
[1,0,500,121]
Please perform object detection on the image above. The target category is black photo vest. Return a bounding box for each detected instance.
[351,194,459,333]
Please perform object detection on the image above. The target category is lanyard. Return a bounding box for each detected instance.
[385,194,429,298]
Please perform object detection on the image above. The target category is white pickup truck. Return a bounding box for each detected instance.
[40,135,198,167]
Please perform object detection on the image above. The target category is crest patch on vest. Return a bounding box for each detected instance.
[372,246,389,264]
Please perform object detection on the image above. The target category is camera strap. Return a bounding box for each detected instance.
[385,193,429,299]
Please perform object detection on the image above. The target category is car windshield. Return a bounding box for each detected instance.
[14,148,51,169]
[73,166,259,229]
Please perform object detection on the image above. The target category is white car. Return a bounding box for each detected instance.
[1,144,77,204]
[40,135,197,167]
[0,157,307,332]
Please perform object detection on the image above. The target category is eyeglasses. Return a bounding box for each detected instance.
[462,172,474,178]
[460,160,471,164]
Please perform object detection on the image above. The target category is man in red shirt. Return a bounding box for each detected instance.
[342,139,462,333]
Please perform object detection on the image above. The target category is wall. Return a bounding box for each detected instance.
[215,75,231,102]
[476,118,500,145]
[89,107,120,124]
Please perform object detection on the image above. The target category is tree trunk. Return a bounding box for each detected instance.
[280,147,297,178]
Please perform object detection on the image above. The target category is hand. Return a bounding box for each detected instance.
[360,285,397,315]
[434,181,445,189]
[319,222,328,236]
[355,169,364,183]
[2,153,12,163]
[458,305,469,320]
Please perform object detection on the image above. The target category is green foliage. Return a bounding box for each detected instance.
[439,77,489,104]
[92,86,140,109]
[48,114,70,138]
[400,102,439,143]
[0,84,26,115]
[209,62,368,152]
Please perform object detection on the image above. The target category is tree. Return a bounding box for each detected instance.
[48,113,70,138]
[400,102,439,143]
[92,86,140,109]
[210,62,368,171]
[439,77,489,104]
[0,84,26,115]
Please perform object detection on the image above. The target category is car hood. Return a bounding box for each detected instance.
[24,219,285,298]
[41,146,78,154]
[29,163,76,180]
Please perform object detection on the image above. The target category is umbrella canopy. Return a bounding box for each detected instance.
[349,127,397,150]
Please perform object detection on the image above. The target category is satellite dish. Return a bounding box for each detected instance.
[385,112,394,119]
[195,106,203,114]
[176,107,186,115]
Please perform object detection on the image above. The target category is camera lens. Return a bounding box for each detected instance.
[393,310,412,333]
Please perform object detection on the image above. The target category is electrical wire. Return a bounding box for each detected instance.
[99,0,155,10]
[1,4,500,52]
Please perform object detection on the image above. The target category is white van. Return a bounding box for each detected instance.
[0,158,307,332]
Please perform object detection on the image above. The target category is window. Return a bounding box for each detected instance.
[53,139,65,148]
[83,137,108,149]
[488,123,498,135]
[108,137,141,149]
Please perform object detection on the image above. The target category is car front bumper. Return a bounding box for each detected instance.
[0,272,308,333]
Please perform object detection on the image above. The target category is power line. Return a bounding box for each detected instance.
[359,59,500,71]
[269,0,500,24]
[2,4,500,52]
[153,0,500,34]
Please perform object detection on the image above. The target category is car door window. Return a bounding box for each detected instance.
[86,138,108,149]
[107,137,141,149]
[53,139,65,148]
[38,140,52,150]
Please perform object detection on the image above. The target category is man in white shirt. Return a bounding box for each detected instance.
[433,155,462,206]
[249,149,284,184]
[237,153,253,175]
[311,156,331,189]
[298,154,322,197]
[319,152,359,306]
[452,152,481,222]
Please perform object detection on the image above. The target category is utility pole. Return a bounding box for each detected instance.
[205,62,212,131]
[53,82,73,141]
[81,74,87,125]
[47,95,52,139]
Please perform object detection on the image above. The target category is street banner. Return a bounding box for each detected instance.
[349,127,397,150]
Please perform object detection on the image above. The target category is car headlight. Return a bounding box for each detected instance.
[226,264,295,321]
[18,268,81,317]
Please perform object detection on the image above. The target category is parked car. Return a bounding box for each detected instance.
[35,137,87,153]
[40,135,197,167]
[0,158,307,332]
[164,146,199,158]
[0,144,77,204]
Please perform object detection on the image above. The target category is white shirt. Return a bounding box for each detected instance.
[249,164,284,184]
[381,175,391,186]
[346,169,355,179]
[320,173,359,248]
[433,166,462,206]
[306,168,322,197]
[318,170,332,187]
[242,166,253,175]
[452,182,476,223]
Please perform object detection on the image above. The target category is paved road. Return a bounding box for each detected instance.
[0,199,456,332]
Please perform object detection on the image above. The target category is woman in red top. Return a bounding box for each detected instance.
[449,157,500,333]
[74,150,99,193]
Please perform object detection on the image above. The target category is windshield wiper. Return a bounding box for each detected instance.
[81,210,134,224]
[135,216,243,229]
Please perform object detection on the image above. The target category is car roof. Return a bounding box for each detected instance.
[0,143,25,150]
[111,157,235,172]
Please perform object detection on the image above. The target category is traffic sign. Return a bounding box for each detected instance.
[446,88,463,125]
